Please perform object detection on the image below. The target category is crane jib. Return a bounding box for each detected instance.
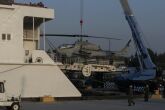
[125,15,155,69]
[120,0,156,69]
[126,16,147,59]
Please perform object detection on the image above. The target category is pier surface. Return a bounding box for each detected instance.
[22,99,165,110]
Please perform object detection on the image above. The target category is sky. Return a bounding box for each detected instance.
[16,0,165,53]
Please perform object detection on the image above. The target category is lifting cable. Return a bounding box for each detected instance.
[80,0,84,42]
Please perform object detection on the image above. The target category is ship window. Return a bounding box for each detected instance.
[7,34,11,40]
[2,34,6,40]
[0,82,5,93]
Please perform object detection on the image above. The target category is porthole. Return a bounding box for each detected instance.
[35,57,43,63]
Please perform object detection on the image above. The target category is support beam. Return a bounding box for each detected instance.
[43,18,46,51]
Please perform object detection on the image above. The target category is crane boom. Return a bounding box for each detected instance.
[120,0,155,69]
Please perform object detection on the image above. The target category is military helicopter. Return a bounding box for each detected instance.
[41,33,133,91]
[41,33,121,66]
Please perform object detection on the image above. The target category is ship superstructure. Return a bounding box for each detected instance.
[0,1,81,98]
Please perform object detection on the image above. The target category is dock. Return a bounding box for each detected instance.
[22,99,165,110]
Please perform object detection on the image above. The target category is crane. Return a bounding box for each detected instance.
[114,0,159,93]
[117,0,156,81]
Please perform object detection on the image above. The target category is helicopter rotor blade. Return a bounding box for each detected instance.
[40,34,121,40]
[84,35,121,40]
